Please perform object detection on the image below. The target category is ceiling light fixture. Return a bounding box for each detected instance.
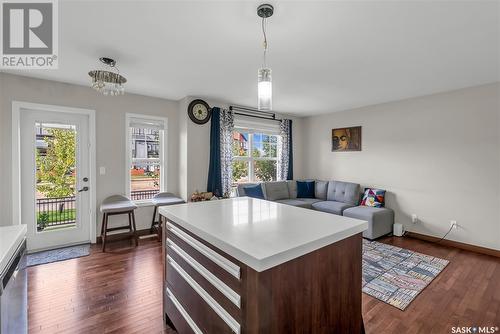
[257,4,273,111]
[88,57,126,96]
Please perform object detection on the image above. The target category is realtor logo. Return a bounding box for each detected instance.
[1,0,58,68]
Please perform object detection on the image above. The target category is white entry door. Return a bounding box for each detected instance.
[20,109,92,251]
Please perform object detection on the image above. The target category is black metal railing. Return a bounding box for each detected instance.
[36,196,76,231]
[130,189,159,200]
[35,190,159,231]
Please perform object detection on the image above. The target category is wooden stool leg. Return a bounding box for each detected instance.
[128,212,133,232]
[131,211,138,247]
[157,217,162,242]
[100,213,106,237]
[150,206,158,233]
[127,212,133,247]
[102,213,108,252]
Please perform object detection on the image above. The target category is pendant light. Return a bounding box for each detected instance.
[257,4,273,111]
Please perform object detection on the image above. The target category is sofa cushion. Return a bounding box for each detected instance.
[315,181,328,200]
[297,181,315,198]
[312,200,355,215]
[275,199,311,209]
[288,179,316,198]
[298,198,322,206]
[264,181,290,201]
[343,205,390,219]
[343,206,394,240]
[237,183,266,198]
[326,181,360,205]
[243,184,265,199]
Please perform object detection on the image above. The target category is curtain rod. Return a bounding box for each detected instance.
[228,105,282,122]
[234,112,282,122]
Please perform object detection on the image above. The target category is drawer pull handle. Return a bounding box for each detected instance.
[167,222,240,279]
[167,238,241,308]
[168,255,241,334]
[166,287,203,334]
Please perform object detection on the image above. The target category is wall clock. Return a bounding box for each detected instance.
[188,99,212,125]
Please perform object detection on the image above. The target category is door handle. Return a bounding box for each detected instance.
[78,186,89,193]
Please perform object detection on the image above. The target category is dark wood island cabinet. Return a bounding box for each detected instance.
[160,197,367,334]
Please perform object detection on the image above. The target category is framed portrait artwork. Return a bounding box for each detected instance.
[332,126,362,151]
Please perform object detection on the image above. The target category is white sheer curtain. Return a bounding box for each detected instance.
[278,119,291,180]
[219,109,234,197]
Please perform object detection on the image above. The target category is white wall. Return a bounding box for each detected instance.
[0,73,180,233]
[302,83,500,250]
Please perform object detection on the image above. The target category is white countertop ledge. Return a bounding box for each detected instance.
[159,197,368,272]
[0,224,27,276]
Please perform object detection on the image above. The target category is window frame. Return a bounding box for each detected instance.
[125,113,168,205]
[232,130,279,184]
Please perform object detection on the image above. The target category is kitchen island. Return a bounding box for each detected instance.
[0,224,27,334]
[159,197,368,334]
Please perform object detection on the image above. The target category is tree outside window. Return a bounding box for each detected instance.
[36,126,76,198]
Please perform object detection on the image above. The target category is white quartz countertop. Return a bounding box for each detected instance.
[159,197,367,272]
[0,225,27,276]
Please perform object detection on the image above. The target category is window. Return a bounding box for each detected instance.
[232,130,279,185]
[126,114,167,202]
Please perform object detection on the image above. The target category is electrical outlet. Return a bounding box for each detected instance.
[411,214,418,224]
[450,220,458,229]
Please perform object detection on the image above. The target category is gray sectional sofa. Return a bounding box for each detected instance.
[237,180,394,240]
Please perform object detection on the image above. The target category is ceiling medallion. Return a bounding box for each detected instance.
[88,57,127,96]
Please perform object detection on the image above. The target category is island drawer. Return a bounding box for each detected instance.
[166,255,241,334]
[165,221,241,291]
[166,238,242,313]
[165,286,200,334]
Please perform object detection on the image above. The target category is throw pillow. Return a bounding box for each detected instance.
[244,184,265,199]
[361,188,386,207]
[297,181,315,198]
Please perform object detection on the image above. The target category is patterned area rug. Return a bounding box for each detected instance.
[362,239,449,310]
[27,244,90,267]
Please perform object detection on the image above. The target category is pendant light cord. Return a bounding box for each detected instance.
[262,17,268,68]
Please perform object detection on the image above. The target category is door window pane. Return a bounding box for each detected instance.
[35,123,77,232]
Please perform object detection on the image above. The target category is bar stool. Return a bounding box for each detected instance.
[150,192,184,241]
[100,195,138,252]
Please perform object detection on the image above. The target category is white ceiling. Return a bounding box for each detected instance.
[4,1,499,116]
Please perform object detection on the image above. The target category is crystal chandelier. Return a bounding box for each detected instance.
[88,57,126,96]
[257,4,273,111]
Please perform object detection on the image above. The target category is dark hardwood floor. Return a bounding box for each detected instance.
[28,239,174,334]
[28,236,500,334]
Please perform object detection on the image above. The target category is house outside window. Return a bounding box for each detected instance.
[126,114,167,202]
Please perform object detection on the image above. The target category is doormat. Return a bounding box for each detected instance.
[27,244,90,267]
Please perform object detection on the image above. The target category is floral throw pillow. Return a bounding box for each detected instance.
[360,188,386,208]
